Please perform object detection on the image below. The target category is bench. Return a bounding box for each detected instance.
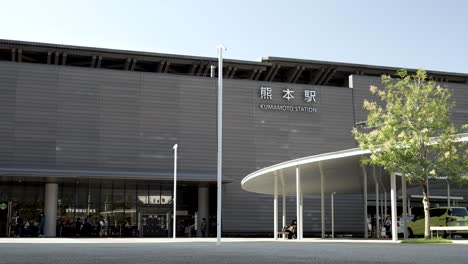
[430,226,468,238]
[276,231,289,239]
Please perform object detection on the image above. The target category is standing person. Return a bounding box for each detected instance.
[200,218,207,237]
[75,217,82,237]
[104,218,109,237]
[384,215,391,239]
[39,212,45,237]
[15,213,23,237]
[99,218,105,237]
[84,215,93,237]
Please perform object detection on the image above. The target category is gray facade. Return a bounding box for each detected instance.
[0,40,467,236]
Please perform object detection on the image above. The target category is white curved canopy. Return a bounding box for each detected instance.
[241,133,468,196]
[242,148,385,196]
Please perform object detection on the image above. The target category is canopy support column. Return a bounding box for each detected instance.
[384,192,387,220]
[296,166,301,240]
[447,180,451,207]
[300,187,303,239]
[362,166,368,238]
[402,173,408,239]
[390,172,398,242]
[274,175,278,240]
[280,173,286,239]
[374,167,380,239]
[319,162,325,239]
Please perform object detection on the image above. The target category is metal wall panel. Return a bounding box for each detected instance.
[4,63,466,234]
[351,75,468,126]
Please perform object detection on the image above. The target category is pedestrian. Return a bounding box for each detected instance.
[75,217,82,237]
[99,218,107,237]
[15,213,23,237]
[39,212,45,237]
[287,220,297,239]
[384,215,391,238]
[201,218,207,237]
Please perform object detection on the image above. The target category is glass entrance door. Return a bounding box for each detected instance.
[139,206,171,237]
[141,214,168,237]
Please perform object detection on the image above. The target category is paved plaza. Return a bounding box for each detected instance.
[0,238,467,264]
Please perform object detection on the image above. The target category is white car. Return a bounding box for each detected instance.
[398,215,414,235]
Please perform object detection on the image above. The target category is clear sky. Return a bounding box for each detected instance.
[1,0,467,73]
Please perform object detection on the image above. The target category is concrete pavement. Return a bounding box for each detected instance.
[0,238,467,264]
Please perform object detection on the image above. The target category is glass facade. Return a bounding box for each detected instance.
[0,176,204,237]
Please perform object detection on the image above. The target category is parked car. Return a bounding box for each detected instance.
[397,215,414,236]
[407,207,468,237]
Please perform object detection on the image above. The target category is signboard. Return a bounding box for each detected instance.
[258,86,319,113]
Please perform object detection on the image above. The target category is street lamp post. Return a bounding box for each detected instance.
[173,144,178,239]
[216,44,226,245]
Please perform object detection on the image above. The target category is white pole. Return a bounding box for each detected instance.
[384,192,387,221]
[173,144,178,239]
[300,187,303,239]
[374,167,380,239]
[447,180,451,208]
[362,166,368,238]
[331,192,335,238]
[390,172,398,242]
[408,197,412,216]
[274,175,278,240]
[319,162,325,239]
[402,174,408,239]
[295,166,300,240]
[216,44,226,245]
[381,192,384,234]
[282,176,286,239]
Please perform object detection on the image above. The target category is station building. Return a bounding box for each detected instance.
[0,39,467,238]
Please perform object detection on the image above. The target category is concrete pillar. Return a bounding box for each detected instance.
[44,183,58,237]
[390,173,398,242]
[197,185,209,237]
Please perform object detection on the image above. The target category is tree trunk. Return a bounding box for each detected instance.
[422,183,431,239]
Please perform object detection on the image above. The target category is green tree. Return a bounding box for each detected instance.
[353,69,468,239]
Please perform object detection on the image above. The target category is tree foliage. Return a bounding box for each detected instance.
[353,69,467,184]
[353,69,468,238]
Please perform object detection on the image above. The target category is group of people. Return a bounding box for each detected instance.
[369,214,393,238]
[14,213,45,237]
[58,215,112,237]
